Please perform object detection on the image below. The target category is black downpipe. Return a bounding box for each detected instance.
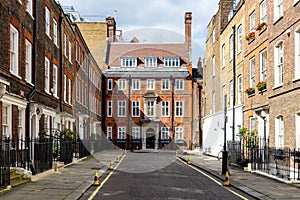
[198,84,203,148]
[171,76,174,149]
[59,14,63,112]
[232,25,236,142]
[25,0,38,171]
[127,76,131,151]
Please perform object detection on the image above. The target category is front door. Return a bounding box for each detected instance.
[146,129,155,149]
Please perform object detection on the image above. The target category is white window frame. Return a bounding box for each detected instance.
[107,100,112,117]
[295,28,300,79]
[118,100,126,117]
[64,34,67,57]
[132,101,140,117]
[162,79,170,90]
[260,49,267,82]
[250,117,255,132]
[132,79,140,90]
[26,0,33,16]
[229,35,233,61]
[237,25,242,53]
[2,105,11,138]
[275,115,284,148]
[274,41,284,86]
[222,86,226,109]
[164,57,180,67]
[237,75,242,105]
[175,101,184,117]
[121,57,137,67]
[222,44,226,67]
[132,127,140,139]
[175,79,184,90]
[53,65,58,97]
[45,7,50,37]
[161,101,169,117]
[260,0,267,22]
[68,41,72,63]
[274,0,283,22]
[145,57,157,67]
[68,79,72,105]
[53,19,58,46]
[107,126,112,139]
[10,24,19,76]
[147,79,155,90]
[250,57,255,88]
[212,56,215,77]
[45,57,50,93]
[25,40,32,83]
[64,74,67,102]
[146,100,155,117]
[296,113,300,150]
[118,127,126,139]
[230,80,233,108]
[18,109,25,145]
[118,79,126,91]
[108,79,113,91]
[161,127,169,140]
[250,12,256,32]
[212,92,216,114]
[175,127,183,141]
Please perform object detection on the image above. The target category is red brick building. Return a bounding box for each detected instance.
[103,12,194,150]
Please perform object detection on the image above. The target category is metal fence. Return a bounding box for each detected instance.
[0,136,94,181]
[228,137,300,181]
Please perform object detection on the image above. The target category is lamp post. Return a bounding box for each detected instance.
[222,95,228,175]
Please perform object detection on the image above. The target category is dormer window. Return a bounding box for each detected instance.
[121,57,137,67]
[164,57,180,67]
[145,57,157,67]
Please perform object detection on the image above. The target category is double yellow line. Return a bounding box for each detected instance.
[177,157,249,200]
[88,153,126,200]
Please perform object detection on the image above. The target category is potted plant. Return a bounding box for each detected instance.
[245,87,255,95]
[246,32,255,41]
[256,81,266,91]
[256,22,267,31]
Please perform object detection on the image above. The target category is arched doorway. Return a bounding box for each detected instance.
[146,128,155,149]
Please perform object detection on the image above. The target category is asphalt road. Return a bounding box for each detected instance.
[81,151,254,200]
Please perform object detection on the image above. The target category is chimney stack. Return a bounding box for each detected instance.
[106,17,116,42]
[185,12,192,61]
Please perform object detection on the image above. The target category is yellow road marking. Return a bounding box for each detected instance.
[177,157,248,200]
[88,153,126,200]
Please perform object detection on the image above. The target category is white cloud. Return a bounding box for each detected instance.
[58,0,219,64]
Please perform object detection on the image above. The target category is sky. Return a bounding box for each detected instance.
[57,0,219,66]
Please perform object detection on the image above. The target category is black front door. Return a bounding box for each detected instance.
[146,132,155,149]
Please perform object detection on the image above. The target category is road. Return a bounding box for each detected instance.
[80,151,254,200]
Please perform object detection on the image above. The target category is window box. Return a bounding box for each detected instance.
[117,139,126,143]
[256,81,267,92]
[132,139,141,143]
[245,87,255,96]
[246,32,255,43]
[256,22,267,31]
[160,139,170,144]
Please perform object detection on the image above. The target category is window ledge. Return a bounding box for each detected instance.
[272,83,283,90]
[10,72,22,80]
[17,0,22,5]
[294,0,300,6]
[26,11,34,20]
[292,77,300,82]
[273,16,283,25]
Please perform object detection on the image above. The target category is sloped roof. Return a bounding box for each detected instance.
[107,43,189,67]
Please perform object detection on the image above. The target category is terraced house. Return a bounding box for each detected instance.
[204,0,300,180]
[0,0,106,182]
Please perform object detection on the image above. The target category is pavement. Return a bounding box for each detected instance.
[1,149,300,199]
[178,151,300,200]
[0,149,124,200]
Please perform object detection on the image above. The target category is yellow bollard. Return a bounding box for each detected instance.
[223,171,230,186]
[108,161,114,170]
[187,156,191,165]
[93,171,100,186]
[116,155,120,163]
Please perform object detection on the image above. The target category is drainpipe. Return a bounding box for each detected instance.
[198,84,203,148]
[127,75,131,151]
[171,75,174,149]
[232,25,236,142]
[25,0,38,171]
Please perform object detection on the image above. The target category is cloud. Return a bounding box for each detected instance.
[58,0,219,62]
